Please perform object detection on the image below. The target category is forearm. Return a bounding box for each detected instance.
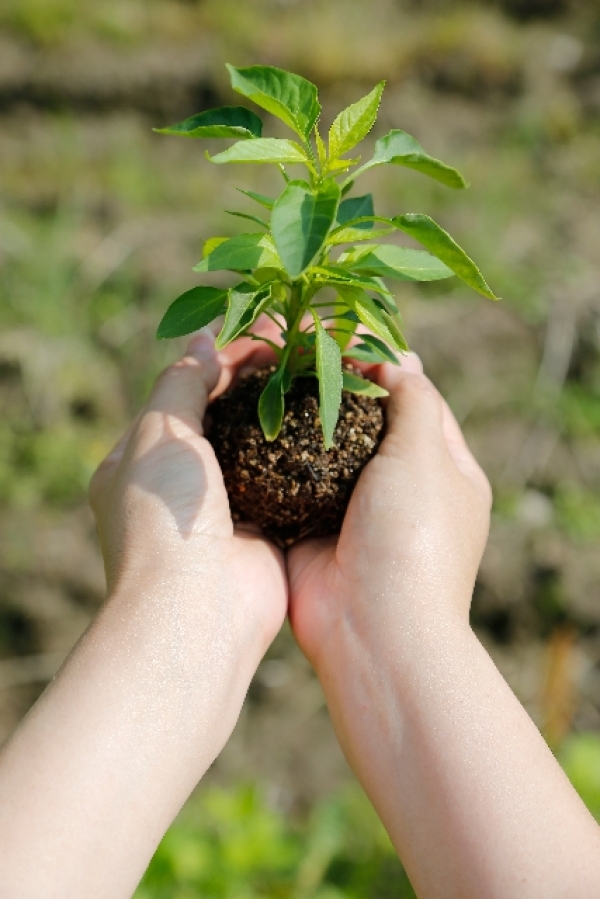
[0,575,255,899]
[318,607,600,899]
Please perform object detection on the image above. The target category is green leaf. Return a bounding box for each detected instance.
[156,287,227,339]
[381,309,409,352]
[154,106,263,140]
[271,179,340,278]
[343,333,400,364]
[249,334,284,361]
[202,236,228,258]
[351,129,467,188]
[329,82,385,160]
[312,311,343,449]
[194,233,280,272]
[342,371,389,397]
[207,138,308,166]
[334,309,360,323]
[328,157,360,172]
[237,189,274,209]
[216,284,272,349]
[391,214,498,299]
[326,226,393,246]
[252,267,281,285]
[371,289,399,316]
[258,369,285,441]
[332,301,357,352]
[315,127,327,169]
[336,194,374,229]
[349,244,454,281]
[281,367,292,393]
[225,209,268,228]
[227,64,321,139]
[337,285,407,354]
[313,265,393,297]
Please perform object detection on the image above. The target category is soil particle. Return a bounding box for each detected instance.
[208,366,385,547]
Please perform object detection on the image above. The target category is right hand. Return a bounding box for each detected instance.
[287,353,492,674]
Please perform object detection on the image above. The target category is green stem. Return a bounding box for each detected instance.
[282,279,318,376]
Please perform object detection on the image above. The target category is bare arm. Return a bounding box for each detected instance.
[289,354,600,899]
[0,333,287,899]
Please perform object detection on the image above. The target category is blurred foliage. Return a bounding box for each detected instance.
[135,783,415,899]
[559,732,600,822]
[1,0,599,677]
[136,734,600,899]
[2,0,600,891]
[555,483,600,543]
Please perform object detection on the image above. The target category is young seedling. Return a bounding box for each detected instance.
[155,64,496,449]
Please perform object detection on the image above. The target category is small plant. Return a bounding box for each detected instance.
[155,64,496,449]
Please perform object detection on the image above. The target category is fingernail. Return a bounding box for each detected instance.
[400,351,423,374]
[186,328,216,359]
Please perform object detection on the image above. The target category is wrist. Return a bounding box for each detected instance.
[313,608,476,791]
[104,572,264,694]
[313,595,473,708]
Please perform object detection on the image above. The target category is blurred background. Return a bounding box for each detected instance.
[2,0,600,895]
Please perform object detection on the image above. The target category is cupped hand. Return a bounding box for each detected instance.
[89,330,287,667]
[287,353,492,672]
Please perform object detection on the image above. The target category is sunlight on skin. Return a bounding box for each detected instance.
[287,355,600,899]
[0,330,287,899]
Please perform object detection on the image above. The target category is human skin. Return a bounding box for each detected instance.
[1,328,600,899]
[0,332,287,899]
[288,353,600,898]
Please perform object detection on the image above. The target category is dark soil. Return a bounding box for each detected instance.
[208,366,385,547]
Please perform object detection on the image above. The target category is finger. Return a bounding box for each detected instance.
[213,315,283,397]
[398,351,423,374]
[144,330,221,428]
[342,349,422,383]
[376,362,446,461]
[441,398,492,505]
[216,315,283,367]
[441,398,472,468]
[214,344,278,398]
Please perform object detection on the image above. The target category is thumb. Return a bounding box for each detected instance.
[377,359,446,463]
[144,330,221,430]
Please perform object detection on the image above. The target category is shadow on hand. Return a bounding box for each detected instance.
[129,412,217,542]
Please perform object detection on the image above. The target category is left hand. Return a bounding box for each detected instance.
[89,329,287,678]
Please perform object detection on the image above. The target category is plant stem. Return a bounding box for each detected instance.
[283,279,318,376]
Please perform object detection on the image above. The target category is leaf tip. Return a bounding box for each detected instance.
[452,175,469,190]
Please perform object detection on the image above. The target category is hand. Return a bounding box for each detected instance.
[0,333,289,899]
[286,357,600,899]
[89,328,288,702]
[288,351,492,675]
